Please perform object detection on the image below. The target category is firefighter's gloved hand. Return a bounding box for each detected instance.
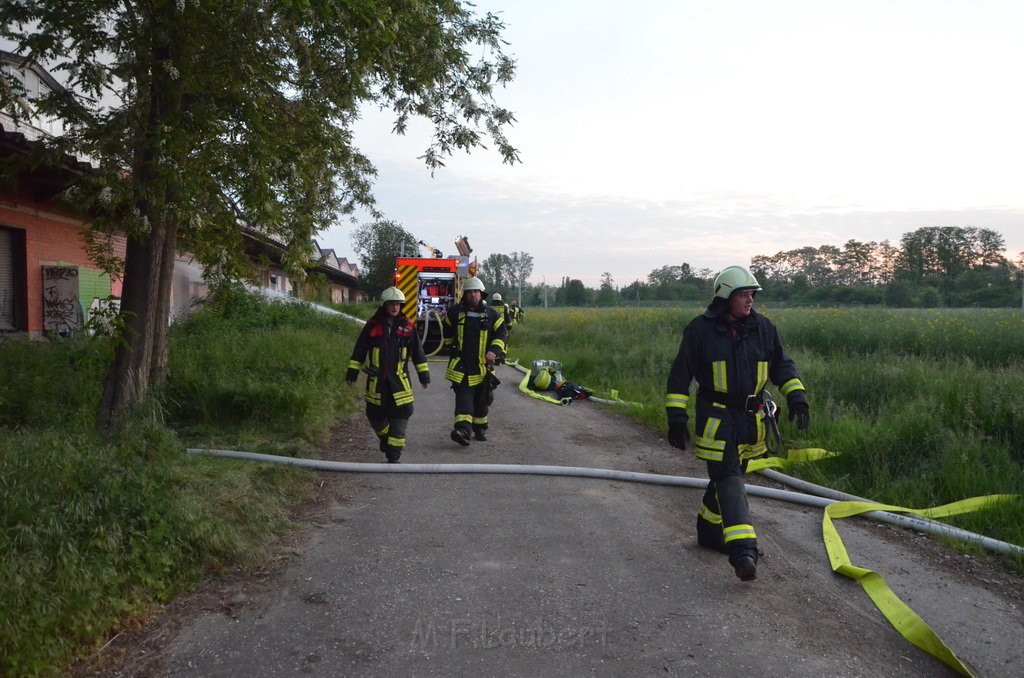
[789,402,810,430]
[667,422,690,449]
[345,367,359,384]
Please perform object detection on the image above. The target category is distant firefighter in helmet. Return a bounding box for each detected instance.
[489,292,512,342]
[443,277,508,446]
[346,287,430,463]
[508,300,523,324]
[664,265,809,581]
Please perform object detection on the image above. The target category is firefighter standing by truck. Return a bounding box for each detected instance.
[443,277,508,446]
[664,265,809,581]
[346,287,430,463]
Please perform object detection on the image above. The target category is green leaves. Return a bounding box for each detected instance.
[1,0,519,274]
[350,218,419,294]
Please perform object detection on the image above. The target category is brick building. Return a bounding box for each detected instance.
[0,119,124,336]
[1,52,360,336]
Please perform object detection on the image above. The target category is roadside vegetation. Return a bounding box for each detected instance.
[3,295,1022,675]
[0,287,364,676]
[505,306,1024,557]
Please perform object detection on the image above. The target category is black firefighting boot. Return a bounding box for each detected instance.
[450,427,471,447]
[729,543,758,582]
[733,556,757,581]
[384,446,401,463]
[378,435,388,453]
[473,425,488,442]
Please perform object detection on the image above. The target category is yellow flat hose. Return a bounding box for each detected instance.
[517,368,567,405]
[823,494,1017,677]
[745,448,837,472]
[448,353,1018,672]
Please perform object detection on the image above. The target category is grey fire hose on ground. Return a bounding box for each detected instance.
[186,447,1023,558]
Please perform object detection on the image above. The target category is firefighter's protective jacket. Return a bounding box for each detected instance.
[347,314,430,406]
[665,307,806,461]
[490,300,511,328]
[443,302,507,386]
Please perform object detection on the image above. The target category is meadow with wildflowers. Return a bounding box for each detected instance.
[505,306,1024,556]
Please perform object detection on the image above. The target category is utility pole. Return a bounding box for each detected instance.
[542,275,548,308]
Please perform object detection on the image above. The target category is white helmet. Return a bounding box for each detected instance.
[713,266,762,300]
[380,286,406,303]
[491,292,502,301]
[463,277,486,292]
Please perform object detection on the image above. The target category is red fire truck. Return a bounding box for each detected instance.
[394,236,477,355]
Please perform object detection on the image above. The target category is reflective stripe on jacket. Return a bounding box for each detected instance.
[665,309,806,461]
[348,315,429,406]
[442,303,507,386]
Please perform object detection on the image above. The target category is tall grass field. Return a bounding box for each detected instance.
[505,306,1024,552]
[1,296,1021,675]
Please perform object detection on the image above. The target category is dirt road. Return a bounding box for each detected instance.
[99,363,1022,677]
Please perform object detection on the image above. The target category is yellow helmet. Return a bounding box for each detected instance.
[380,286,406,303]
[713,266,762,300]
[533,368,552,390]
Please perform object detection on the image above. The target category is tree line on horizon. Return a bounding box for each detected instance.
[509,226,1023,308]
[353,222,1021,308]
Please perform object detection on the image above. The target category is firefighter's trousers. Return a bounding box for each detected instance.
[695,407,759,566]
[366,391,413,459]
[451,380,490,435]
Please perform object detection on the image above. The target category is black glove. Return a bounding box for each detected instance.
[345,367,359,384]
[788,402,809,430]
[667,421,690,449]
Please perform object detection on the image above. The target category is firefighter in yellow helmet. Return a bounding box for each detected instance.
[346,286,430,462]
[443,277,508,445]
[665,265,809,581]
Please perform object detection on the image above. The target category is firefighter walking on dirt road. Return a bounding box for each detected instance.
[443,277,508,446]
[346,287,430,463]
[665,265,810,581]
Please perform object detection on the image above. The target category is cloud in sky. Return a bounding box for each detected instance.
[317,0,1024,287]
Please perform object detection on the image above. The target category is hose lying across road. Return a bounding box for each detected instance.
[186,447,1018,676]
[185,447,1023,558]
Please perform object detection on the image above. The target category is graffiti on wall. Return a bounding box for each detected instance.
[42,265,80,336]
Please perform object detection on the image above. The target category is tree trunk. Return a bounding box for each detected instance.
[149,219,178,386]
[96,6,184,429]
[97,222,168,428]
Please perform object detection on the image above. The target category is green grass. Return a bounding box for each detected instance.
[506,307,1024,555]
[0,334,113,430]
[3,298,1022,674]
[0,288,364,676]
